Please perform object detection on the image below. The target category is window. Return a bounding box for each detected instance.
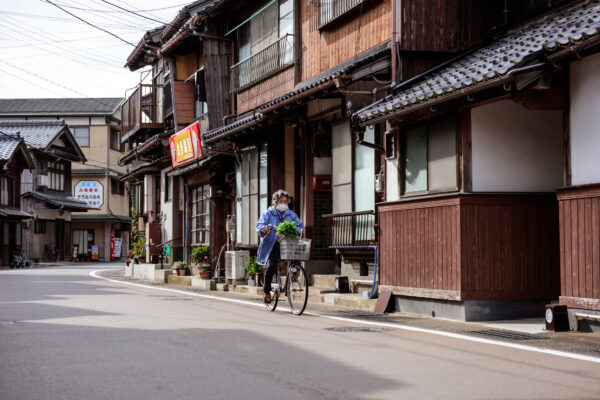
[110,128,122,151]
[34,220,46,234]
[191,184,210,246]
[0,176,14,206]
[165,174,173,202]
[111,178,124,195]
[235,144,268,247]
[72,126,90,147]
[134,181,145,215]
[311,0,368,30]
[47,161,65,191]
[403,117,457,195]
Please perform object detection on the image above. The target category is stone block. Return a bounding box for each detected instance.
[154,269,173,283]
[191,277,216,290]
[168,275,192,286]
[216,283,229,291]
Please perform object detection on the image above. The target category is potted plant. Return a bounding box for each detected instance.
[173,261,189,276]
[191,246,211,276]
[245,256,263,286]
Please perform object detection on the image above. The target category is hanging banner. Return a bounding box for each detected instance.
[169,121,202,167]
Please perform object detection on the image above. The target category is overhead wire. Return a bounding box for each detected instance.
[61,0,155,30]
[98,0,167,24]
[0,66,73,97]
[0,10,144,30]
[45,1,189,14]
[42,0,138,47]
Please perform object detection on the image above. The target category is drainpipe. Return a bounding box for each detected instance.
[392,0,398,85]
[184,177,188,263]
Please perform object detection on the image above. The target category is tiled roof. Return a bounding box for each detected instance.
[0,120,67,150]
[71,214,130,222]
[23,190,88,210]
[0,98,122,115]
[203,40,391,143]
[0,132,22,161]
[354,0,600,125]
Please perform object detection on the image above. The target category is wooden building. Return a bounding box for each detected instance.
[0,120,88,262]
[0,98,128,262]
[0,131,34,266]
[352,0,599,322]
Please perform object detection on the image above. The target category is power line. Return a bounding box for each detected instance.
[43,2,188,14]
[0,10,143,29]
[0,66,72,97]
[43,0,137,47]
[98,0,167,24]
[62,0,154,31]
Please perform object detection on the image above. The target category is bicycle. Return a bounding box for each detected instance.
[263,225,310,315]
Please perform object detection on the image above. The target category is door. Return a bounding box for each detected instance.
[55,219,65,260]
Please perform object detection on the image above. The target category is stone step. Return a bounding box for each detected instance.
[319,293,378,312]
[167,275,192,286]
[312,274,340,289]
[310,287,337,295]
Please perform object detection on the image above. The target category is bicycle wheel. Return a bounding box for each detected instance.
[265,271,279,312]
[287,263,308,315]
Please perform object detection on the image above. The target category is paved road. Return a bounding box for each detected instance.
[1,264,600,400]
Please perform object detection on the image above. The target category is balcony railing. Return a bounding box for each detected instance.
[230,34,294,93]
[308,0,370,31]
[322,210,376,247]
[121,84,164,143]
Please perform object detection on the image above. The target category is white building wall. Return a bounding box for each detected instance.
[471,99,563,192]
[160,169,175,242]
[570,52,600,185]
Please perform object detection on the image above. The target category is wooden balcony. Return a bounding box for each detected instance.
[230,34,294,93]
[121,84,164,143]
[322,210,376,248]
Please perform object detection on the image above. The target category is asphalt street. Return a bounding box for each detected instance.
[1,263,600,400]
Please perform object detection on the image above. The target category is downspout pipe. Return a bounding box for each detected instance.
[184,177,189,263]
[392,0,398,85]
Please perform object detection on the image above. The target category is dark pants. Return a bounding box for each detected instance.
[263,242,280,293]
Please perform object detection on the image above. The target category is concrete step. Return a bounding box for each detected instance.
[310,287,337,295]
[312,274,340,289]
[319,293,378,312]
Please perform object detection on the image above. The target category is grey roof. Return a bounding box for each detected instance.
[0,209,33,219]
[0,98,122,116]
[0,120,69,150]
[355,0,600,125]
[0,132,22,161]
[23,190,88,210]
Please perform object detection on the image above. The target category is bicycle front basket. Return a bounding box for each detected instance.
[279,237,311,261]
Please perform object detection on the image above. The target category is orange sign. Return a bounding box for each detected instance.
[169,122,202,167]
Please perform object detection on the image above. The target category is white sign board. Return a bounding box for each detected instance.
[74,181,103,209]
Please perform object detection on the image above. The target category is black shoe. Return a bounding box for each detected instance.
[264,293,272,303]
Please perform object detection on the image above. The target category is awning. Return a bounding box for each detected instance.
[22,191,89,211]
[353,0,600,127]
[71,214,131,222]
[119,156,171,181]
[169,154,218,177]
[0,209,33,219]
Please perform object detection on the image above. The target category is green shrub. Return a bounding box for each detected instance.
[191,246,210,265]
[245,256,263,278]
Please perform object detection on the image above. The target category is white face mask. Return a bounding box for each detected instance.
[276,203,288,213]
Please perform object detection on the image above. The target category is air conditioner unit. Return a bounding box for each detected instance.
[37,174,49,188]
[225,250,249,281]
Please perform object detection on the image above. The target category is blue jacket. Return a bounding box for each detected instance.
[256,206,303,265]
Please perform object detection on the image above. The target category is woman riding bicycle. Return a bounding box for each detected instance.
[256,189,303,304]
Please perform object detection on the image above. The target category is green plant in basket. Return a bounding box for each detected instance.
[277,221,299,238]
[174,261,189,271]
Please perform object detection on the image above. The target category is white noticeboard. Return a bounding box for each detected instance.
[74,181,104,208]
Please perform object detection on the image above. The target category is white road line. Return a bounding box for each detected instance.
[90,270,600,364]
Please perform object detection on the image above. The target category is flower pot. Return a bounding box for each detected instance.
[139,257,146,264]
[173,269,180,276]
[199,270,211,279]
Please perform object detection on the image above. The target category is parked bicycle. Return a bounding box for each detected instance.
[263,225,310,315]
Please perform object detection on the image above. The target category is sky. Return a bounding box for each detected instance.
[0,0,190,99]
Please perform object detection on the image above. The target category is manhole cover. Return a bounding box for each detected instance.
[325,327,387,333]
[467,330,544,341]
[0,321,15,325]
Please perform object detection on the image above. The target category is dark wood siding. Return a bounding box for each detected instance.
[236,68,295,115]
[173,80,195,130]
[203,37,232,130]
[378,194,559,301]
[558,184,600,311]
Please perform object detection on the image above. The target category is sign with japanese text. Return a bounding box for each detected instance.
[74,180,103,209]
[169,121,202,167]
